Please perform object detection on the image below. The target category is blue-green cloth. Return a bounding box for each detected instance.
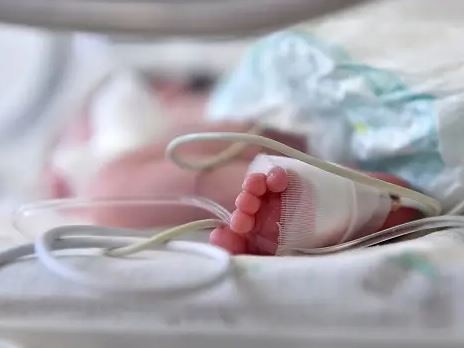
[208,30,445,193]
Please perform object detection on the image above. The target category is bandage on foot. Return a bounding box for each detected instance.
[209,155,422,255]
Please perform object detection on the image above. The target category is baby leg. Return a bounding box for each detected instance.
[86,158,250,228]
[210,164,422,255]
[82,124,307,227]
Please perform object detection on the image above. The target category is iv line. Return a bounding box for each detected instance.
[1,130,458,294]
[4,197,232,293]
[105,131,442,258]
[105,219,222,257]
[34,224,231,293]
[166,132,441,217]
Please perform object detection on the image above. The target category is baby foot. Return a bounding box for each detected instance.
[209,167,288,255]
[209,167,423,255]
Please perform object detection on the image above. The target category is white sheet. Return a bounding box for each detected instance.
[1,229,464,343]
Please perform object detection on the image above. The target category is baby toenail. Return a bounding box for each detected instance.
[267,167,288,193]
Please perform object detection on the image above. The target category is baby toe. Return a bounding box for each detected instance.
[230,209,255,234]
[235,191,261,215]
[242,173,267,196]
[266,167,288,193]
[210,226,248,254]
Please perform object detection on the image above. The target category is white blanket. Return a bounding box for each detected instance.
[1,229,464,347]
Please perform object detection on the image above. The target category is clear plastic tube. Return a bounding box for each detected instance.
[5,196,464,295]
[166,132,442,217]
[13,195,232,240]
[448,200,464,216]
[6,132,462,294]
[294,216,464,255]
[34,225,231,294]
[6,196,233,294]
[0,224,232,294]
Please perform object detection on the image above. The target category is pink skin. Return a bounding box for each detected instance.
[45,82,307,228]
[43,78,209,199]
[46,111,421,252]
[209,167,288,255]
[44,76,306,201]
[68,122,420,248]
[44,81,421,251]
[63,121,306,229]
[209,168,423,255]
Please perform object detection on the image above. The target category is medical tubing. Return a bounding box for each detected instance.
[18,197,230,260]
[448,200,464,216]
[34,225,231,293]
[2,203,462,294]
[181,123,262,171]
[14,196,232,233]
[295,216,464,254]
[9,196,233,292]
[166,132,441,217]
[3,130,456,293]
[0,239,135,267]
[105,219,223,257]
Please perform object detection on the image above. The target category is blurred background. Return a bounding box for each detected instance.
[0,0,463,223]
[0,26,252,207]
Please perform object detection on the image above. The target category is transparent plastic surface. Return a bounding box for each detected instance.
[0,0,368,37]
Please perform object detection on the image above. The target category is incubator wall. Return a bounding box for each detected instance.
[0,25,254,211]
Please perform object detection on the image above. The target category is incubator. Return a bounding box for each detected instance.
[1,0,464,347]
